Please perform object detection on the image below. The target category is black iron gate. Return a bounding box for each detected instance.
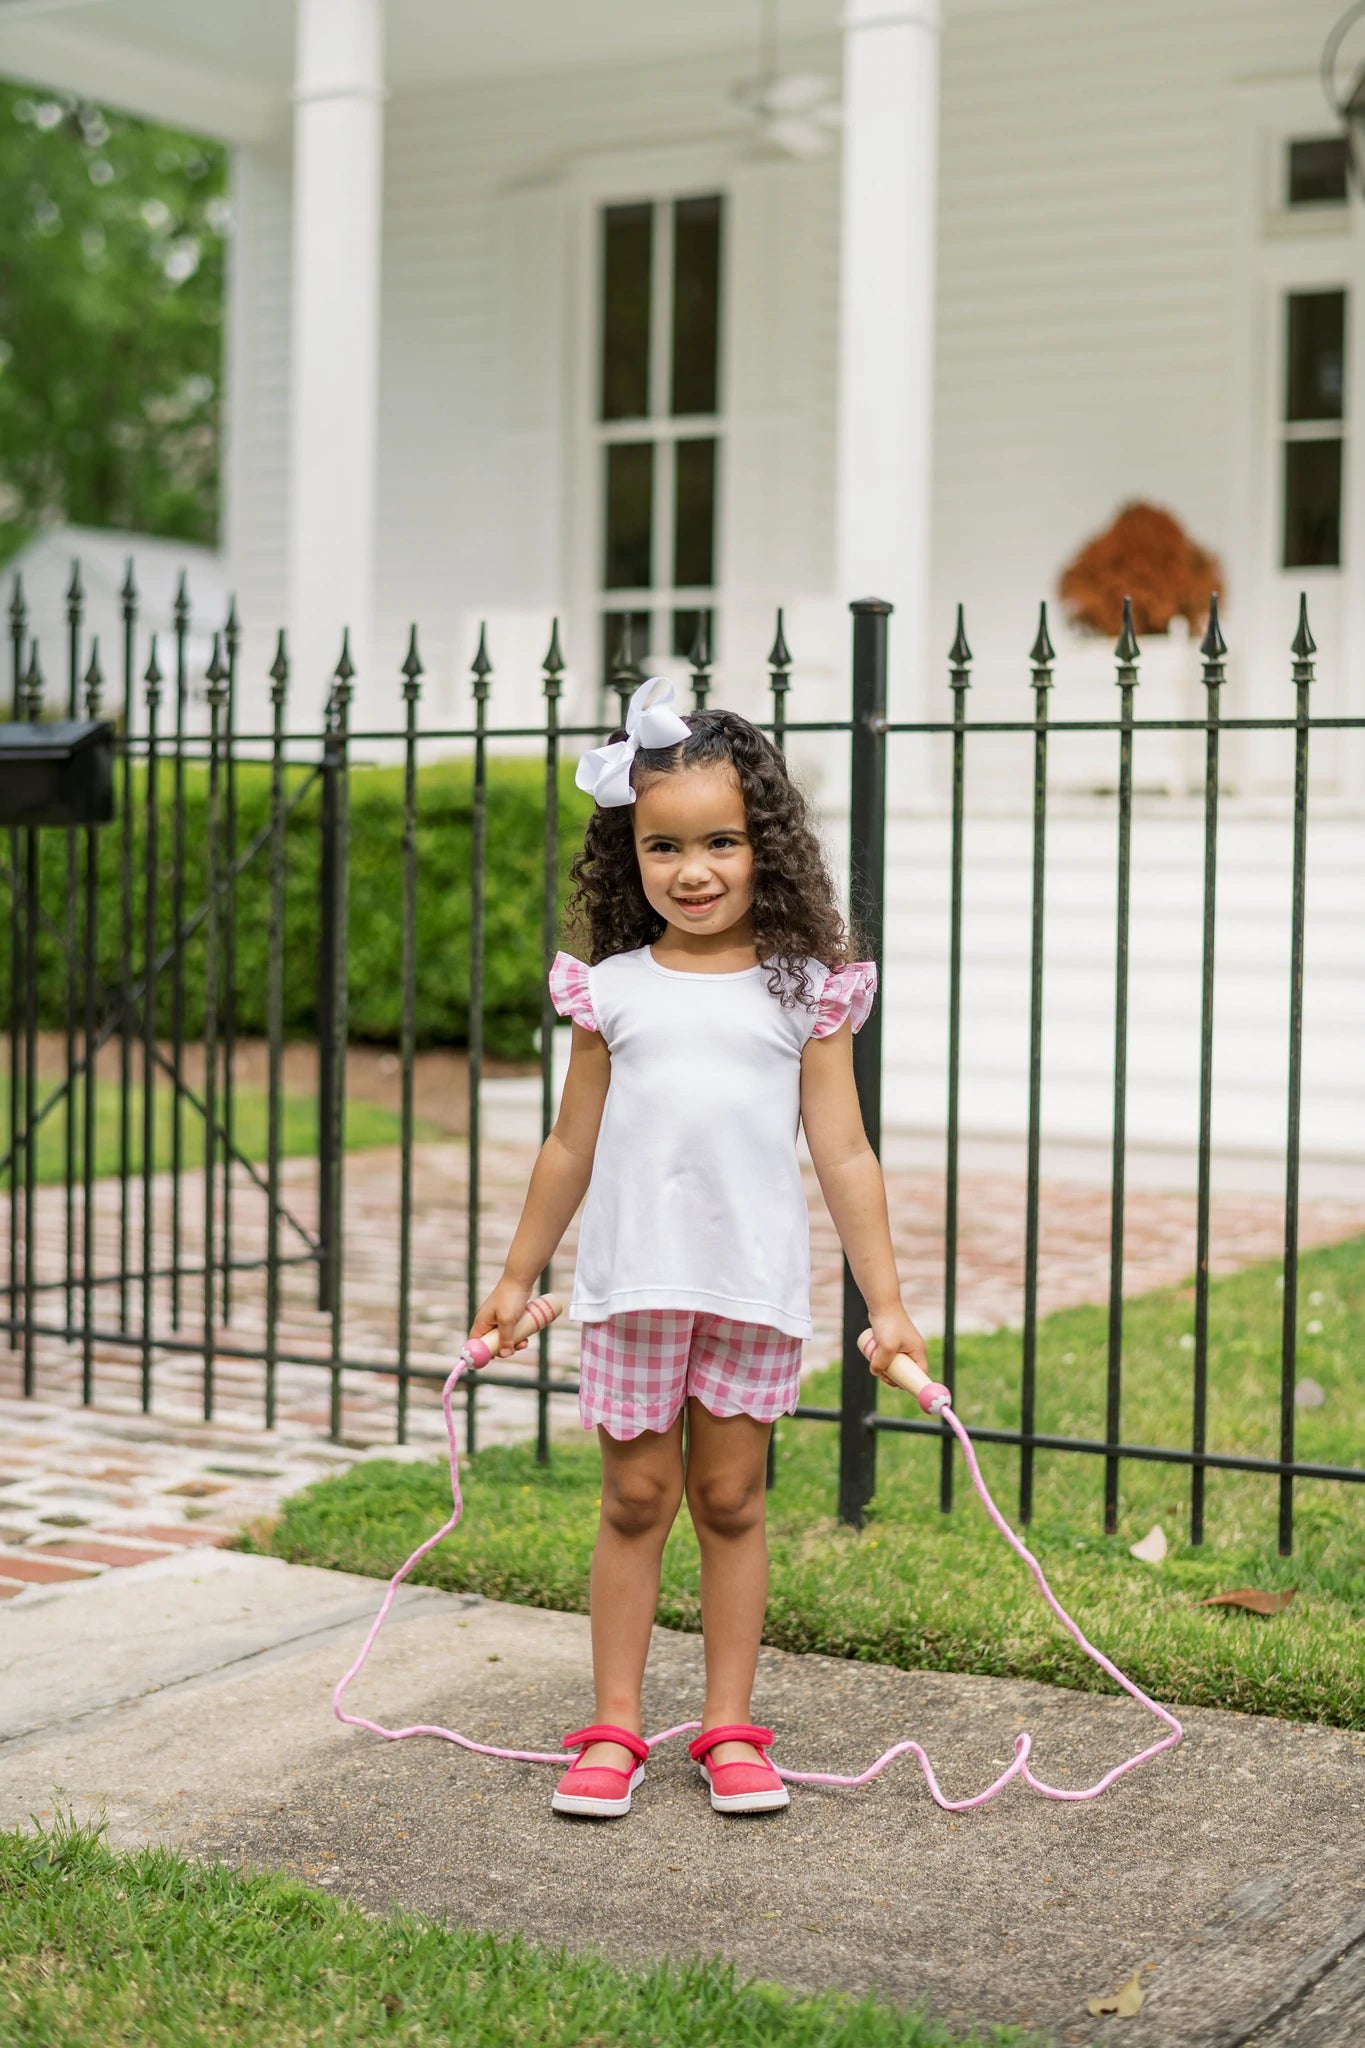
[3,568,1362,1552]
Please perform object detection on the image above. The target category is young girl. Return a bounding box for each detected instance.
[467,673,928,1820]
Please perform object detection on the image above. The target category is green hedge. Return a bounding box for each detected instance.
[6,757,596,1061]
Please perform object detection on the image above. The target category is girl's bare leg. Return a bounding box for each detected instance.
[684,1399,774,1768]
[576,1411,685,1772]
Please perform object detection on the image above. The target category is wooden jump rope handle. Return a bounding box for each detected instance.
[460,1294,564,1369]
[856,1328,952,1415]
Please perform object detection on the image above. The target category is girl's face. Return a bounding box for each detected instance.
[632,763,755,940]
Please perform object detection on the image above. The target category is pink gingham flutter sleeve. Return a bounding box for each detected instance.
[809,960,878,1038]
[548,951,599,1033]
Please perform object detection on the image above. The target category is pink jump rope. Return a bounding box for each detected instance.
[333,1295,1183,1810]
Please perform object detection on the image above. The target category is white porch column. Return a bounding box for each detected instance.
[835,0,942,733]
[289,0,384,717]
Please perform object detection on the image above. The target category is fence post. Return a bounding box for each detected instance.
[20,642,42,1399]
[838,597,890,1529]
[1279,595,1315,1559]
[7,575,26,1353]
[316,690,339,1310]
[324,635,354,1442]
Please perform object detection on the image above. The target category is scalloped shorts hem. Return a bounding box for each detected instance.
[577,1308,804,1442]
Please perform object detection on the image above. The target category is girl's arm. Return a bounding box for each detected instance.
[799,1019,929,1382]
[467,1023,611,1358]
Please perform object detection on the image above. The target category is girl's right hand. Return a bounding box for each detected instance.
[467,1276,535,1364]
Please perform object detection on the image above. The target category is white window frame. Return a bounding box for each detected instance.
[1278,284,1348,573]
[1228,79,1365,790]
[561,143,741,720]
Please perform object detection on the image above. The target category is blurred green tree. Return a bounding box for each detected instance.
[0,80,226,564]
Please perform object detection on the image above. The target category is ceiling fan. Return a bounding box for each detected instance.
[731,0,842,161]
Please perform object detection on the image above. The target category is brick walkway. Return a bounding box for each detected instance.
[4,1080,1364,1599]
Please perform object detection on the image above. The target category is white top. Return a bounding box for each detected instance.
[549,944,877,1339]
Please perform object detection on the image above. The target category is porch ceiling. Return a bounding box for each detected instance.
[0,0,1008,141]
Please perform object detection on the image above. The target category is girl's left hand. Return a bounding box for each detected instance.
[865,1305,930,1386]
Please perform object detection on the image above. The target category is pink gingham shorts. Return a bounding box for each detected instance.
[577,1309,805,1441]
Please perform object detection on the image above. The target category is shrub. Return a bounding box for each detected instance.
[1058,500,1224,638]
[5,756,596,1060]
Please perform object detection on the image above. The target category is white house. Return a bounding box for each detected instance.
[3,0,1362,1169]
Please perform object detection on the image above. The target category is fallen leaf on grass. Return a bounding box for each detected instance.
[1086,1970,1145,2018]
[1129,1524,1167,1564]
[1196,1587,1297,1615]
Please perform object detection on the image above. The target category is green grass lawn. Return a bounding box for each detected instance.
[2,1078,433,1182]
[248,1237,1365,1730]
[0,1819,1042,2048]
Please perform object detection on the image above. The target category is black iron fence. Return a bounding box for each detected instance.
[2,567,1362,1554]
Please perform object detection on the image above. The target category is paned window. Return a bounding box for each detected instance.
[1286,136,1349,208]
[1282,289,1346,569]
[596,194,723,690]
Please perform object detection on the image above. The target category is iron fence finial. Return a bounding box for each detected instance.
[686,611,709,673]
[610,613,641,716]
[269,629,289,701]
[206,629,227,706]
[83,636,103,716]
[1114,595,1140,677]
[143,632,163,700]
[1201,593,1228,692]
[471,622,492,699]
[948,604,972,689]
[22,638,43,719]
[1029,601,1056,679]
[542,616,565,682]
[1201,591,1227,664]
[333,627,356,687]
[401,623,424,699]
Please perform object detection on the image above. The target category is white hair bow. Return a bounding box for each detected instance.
[574,675,693,808]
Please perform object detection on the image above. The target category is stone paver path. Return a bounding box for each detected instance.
[4,1078,1365,1596]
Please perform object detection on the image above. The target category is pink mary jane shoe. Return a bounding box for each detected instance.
[689,1723,791,1814]
[551,1723,650,1818]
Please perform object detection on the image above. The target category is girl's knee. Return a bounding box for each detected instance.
[685,1466,766,1538]
[600,1457,682,1538]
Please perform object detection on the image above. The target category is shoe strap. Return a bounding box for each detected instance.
[560,1723,650,1763]
[687,1723,775,1763]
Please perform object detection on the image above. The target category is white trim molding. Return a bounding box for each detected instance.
[842,0,943,31]
[836,0,942,744]
[287,0,385,718]
[0,17,277,141]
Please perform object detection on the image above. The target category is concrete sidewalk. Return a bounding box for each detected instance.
[2,1549,1362,2047]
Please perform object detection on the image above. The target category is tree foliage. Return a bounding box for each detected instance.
[0,78,226,563]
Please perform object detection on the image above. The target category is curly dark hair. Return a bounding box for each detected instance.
[563,708,868,1017]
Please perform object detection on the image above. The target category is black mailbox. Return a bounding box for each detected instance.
[0,720,116,828]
